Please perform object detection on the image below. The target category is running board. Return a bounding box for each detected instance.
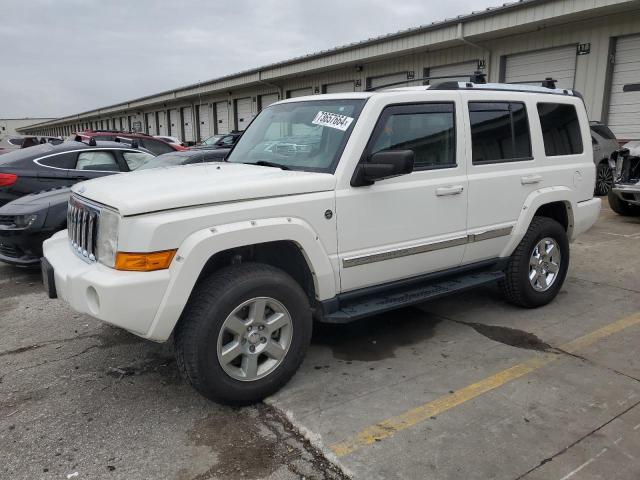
[323,271,505,324]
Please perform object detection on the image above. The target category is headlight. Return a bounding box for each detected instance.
[96,208,120,267]
[13,214,38,228]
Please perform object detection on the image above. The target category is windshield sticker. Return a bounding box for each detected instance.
[312,111,354,131]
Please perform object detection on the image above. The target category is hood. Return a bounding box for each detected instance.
[72,162,336,216]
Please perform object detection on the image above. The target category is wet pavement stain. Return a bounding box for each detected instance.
[460,321,553,352]
[313,307,442,361]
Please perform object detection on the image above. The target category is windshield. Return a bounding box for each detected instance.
[226,99,366,172]
[202,135,222,145]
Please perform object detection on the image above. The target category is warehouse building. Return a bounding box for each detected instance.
[19,0,640,142]
[1,118,54,136]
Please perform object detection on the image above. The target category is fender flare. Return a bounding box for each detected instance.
[500,187,576,258]
[146,216,336,341]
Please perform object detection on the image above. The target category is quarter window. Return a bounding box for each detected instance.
[76,151,119,171]
[368,103,456,169]
[469,102,532,164]
[537,103,583,156]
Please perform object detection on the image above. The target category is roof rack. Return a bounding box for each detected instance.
[366,71,487,91]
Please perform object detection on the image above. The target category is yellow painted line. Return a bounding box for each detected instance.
[330,312,640,458]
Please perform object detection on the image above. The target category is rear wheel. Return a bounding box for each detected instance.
[594,161,613,196]
[175,263,312,405]
[501,217,569,308]
[608,191,640,216]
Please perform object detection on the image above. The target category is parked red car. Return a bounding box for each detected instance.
[73,130,189,155]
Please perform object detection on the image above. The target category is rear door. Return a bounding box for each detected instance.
[462,94,539,264]
[71,149,122,182]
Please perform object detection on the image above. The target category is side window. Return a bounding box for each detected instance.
[76,151,119,171]
[122,151,154,171]
[38,152,78,169]
[368,103,456,170]
[469,102,532,164]
[537,103,583,156]
[139,139,173,155]
[220,135,235,145]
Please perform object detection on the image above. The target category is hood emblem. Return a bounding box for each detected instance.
[76,185,86,194]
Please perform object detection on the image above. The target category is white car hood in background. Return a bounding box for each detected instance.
[72,162,336,216]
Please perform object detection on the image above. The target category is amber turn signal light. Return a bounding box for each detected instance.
[115,249,177,272]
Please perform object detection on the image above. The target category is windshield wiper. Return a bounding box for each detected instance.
[249,160,290,170]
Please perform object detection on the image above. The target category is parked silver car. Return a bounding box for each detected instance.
[590,122,620,196]
[608,141,640,216]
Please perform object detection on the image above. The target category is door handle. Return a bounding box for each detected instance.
[436,185,464,196]
[521,174,542,185]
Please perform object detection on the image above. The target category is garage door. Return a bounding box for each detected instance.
[429,61,480,84]
[259,93,279,111]
[368,72,408,90]
[169,109,179,137]
[324,81,355,93]
[287,87,312,98]
[157,111,167,136]
[215,101,230,134]
[145,113,157,135]
[235,97,254,131]
[504,45,576,90]
[182,107,194,142]
[119,117,126,131]
[607,34,640,140]
[198,104,211,140]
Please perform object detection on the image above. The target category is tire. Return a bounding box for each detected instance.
[174,262,312,405]
[594,161,613,196]
[607,190,640,216]
[501,217,569,308]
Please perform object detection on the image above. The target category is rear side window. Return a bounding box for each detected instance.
[8,138,24,146]
[368,103,456,169]
[38,152,78,169]
[469,102,531,164]
[537,103,583,156]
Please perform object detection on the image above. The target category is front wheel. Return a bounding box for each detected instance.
[501,217,569,308]
[175,263,312,405]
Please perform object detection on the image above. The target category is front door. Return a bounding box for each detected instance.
[337,101,468,292]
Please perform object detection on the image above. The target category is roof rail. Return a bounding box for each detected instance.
[365,71,486,91]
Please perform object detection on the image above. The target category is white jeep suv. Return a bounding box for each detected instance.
[42,79,601,405]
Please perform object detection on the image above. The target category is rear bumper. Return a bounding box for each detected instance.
[572,197,601,239]
[43,231,171,338]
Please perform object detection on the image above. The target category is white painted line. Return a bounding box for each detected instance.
[559,448,608,480]
[633,423,640,431]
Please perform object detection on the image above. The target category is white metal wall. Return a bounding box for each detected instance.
[324,81,355,93]
[182,107,194,142]
[235,97,253,130]
[607,34,640,140]
[198,104,212,139]
[287,87,313,98]
[215,101,230,134]
[429,60,480,83]
[368,72,408,89]
[169,109,179,137]
[145,112,157,135]
[504,45,577,90]
[259,93,279,110]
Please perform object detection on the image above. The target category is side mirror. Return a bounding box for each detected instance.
[351,150,414,187]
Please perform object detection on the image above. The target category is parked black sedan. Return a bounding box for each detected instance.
[0,147,224,266]
[0,140,155,207]
[0,187,70,266]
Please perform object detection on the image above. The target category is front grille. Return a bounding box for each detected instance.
[0,242,20,258]
[0,215,15,227]
[68,197,100,262]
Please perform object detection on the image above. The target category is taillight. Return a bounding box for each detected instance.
[0,173,18,187]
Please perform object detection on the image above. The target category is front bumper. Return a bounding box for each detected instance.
[0,228,56,267]
[43,231,171,338]
[611,184,640,206]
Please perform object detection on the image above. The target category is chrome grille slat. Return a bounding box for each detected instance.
[67,197,100,262]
